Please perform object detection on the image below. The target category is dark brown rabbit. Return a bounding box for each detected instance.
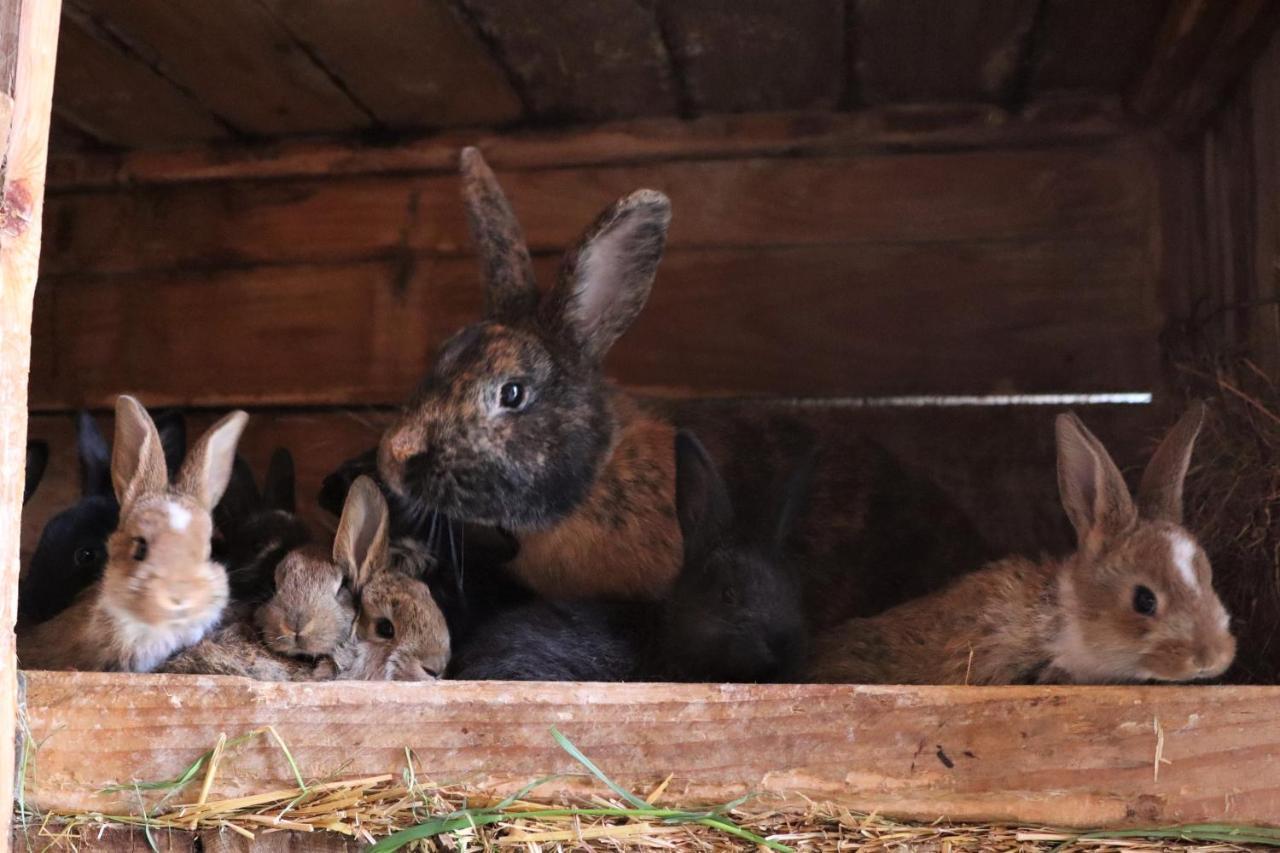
[807,404,1236,685]
[379,147,991,622]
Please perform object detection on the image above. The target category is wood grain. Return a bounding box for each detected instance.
[1030,0,1168,95]
[455,0,677,121]
[40,143,1156,275]
[853,0,1037,104]
[1,0,62,848]
[19,672,1280,828]
[655,0,844,114]
[66,0,370,136]
[51,9,227,146]
[261,0,522,129]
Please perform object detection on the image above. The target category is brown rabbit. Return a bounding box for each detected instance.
[162,603,330,680]
[18,397,246,673]
[807,403,1237,685]
[253,545,355,660]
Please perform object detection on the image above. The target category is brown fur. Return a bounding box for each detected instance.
[808,404,1237,685]
[162,604,330,680]
[254,545,354,658]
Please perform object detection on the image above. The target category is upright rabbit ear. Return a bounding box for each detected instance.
[1056,412,1137,554]
[153,409,188,480]
[264,448,296,514]
[542,189,670,363]
[216,455,261,530]
[176,410,249,511]
[76,410,112,498]
[769,445,819,555]
[334,476,389,591]
[460,147,538,322]
[675,430,734,564]
[112,396,170,509]
[24,440,48,505]
[1138,401,1206,525]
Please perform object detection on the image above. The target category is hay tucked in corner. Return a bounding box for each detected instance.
[1172,357,1280,684]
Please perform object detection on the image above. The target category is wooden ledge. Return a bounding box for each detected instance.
[17,671,1280,828]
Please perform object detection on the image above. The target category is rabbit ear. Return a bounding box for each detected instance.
[76,410,112,498]
[333,476,389,591]
[675,430,734,564]
[460,147,539,322]
[153,409,188,479]
[112,396,170,509]
[542,189,670,362]
[24,440,48,505]
[176,410,249,511]
[1056,412,1137,554]
[319,447,378,518]
[1138,401,1206,525]
[264,448,296,514]
[768,445,819,555]
[217,454,261,529]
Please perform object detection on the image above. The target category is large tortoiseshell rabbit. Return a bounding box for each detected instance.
[18,397,245,673]
[377,147,990,625]
[807,403,1237,685]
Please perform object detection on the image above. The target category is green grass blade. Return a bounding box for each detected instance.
[549,726,651,810]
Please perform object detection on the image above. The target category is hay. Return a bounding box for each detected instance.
[13,728,1280,852]
[1171,357,1280,683]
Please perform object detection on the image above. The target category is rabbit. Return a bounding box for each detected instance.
[806,403,1237,686]
[21,408,187,625]
[215,448,311,603]
[161,602,331,681]
[24,440,48,505]
[449,430,809,683]
[17,397,246,673]
[253,544,354,660]
[375,146,993,624]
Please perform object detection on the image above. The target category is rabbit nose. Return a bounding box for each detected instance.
[404,449,437,484]
[161,592,191,613]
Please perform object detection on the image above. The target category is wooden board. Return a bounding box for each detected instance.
[852,0,1037,104]
[455,0,676,121]
[1,0,62,848]
[1030,0,1168,95]
[18,672,1280,828]
[51,10,227,147]
[260,0,522,129]
[655,0,844,114]
[66,0,371,136]
[40,144,1156,274]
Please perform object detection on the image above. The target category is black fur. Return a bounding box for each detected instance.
[24,441,48,505]
[215,449,311,603]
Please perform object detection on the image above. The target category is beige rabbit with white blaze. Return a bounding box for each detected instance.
[807,403,1236,685]
[18,396,247,673]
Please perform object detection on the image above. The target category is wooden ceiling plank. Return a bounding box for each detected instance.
[51,11,229,147]
[69,0,372,136]
[655,0,844,114]
[853,0,1039,105]
[456,0,677,122]
[1030,0,1169,95]
[260,0,522,129]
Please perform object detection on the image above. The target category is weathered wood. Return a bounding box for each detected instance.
[1250,28,1280,377]
[260,0,522,129]
[40,144,1156,274]
[1030,0,1168,95]
[1,0,62,848]
[66,0,370,136]
[51,8,227,146]
[43,106,1131,190]
[18,672,1280,828]
[29,237,1159,408]
[655,0,843,113]
[853,0,1037,104]
[454,0,677,121]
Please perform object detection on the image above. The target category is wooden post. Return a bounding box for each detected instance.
[0,0,61,848]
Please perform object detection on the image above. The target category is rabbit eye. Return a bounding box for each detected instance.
[131,537,148,562]
[375,617,396,639]
[1132,585,1157,617]
[498,381,527,410]
[73,546,100,569]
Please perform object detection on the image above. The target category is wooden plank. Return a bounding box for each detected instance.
[67,0,371,136]
[1030,0,1168,94]
[0,0,62,848]
[655,0,843,113]
[40,144,1157,275]
[1250,26,1280,377]
[456,0,677,121]
[853,0,1037,104]
[28,237,1160,409]
[261,0,522,129]
[50,10,228,147]
[19,673,1280,827]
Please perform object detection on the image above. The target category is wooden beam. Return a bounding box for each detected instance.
[0,0,62,848]
[1029,0,1167,95]
[19,673,1280,828]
